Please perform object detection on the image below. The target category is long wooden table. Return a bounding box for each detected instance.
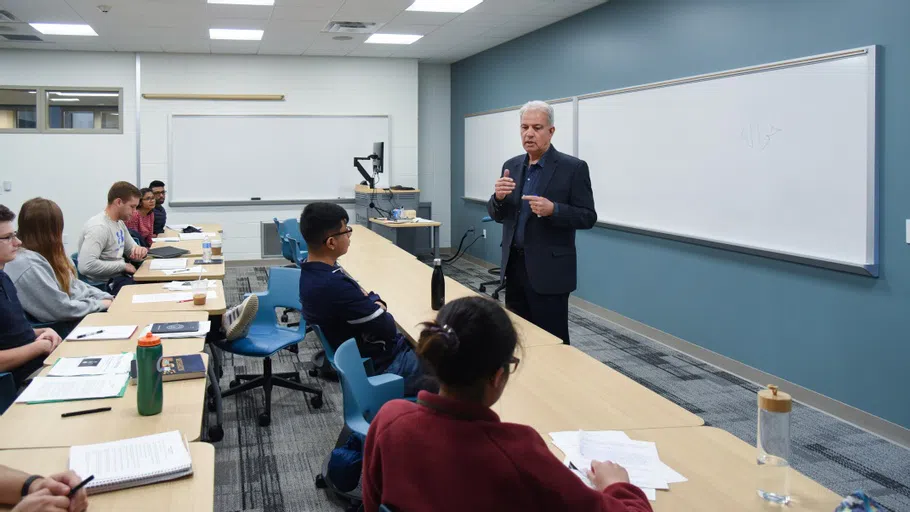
[109,282,227,315]
[496,345,704,431]
[163,223,222,238]
[134,259,226,282]
[0,355,209,449]
[44,311,209,365]
[150,240,206,257]
[0,443,215,512]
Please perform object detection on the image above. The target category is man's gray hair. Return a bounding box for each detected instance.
[519,100,554,126]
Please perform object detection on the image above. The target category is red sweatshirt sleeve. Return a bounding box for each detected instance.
[497,426,654,512]
[362,406,387,512]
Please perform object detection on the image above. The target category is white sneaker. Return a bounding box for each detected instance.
[223,294,259,341]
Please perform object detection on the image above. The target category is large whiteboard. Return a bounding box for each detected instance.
[578,47,876,274]
[169,114,389,204]
[464,100,574,201]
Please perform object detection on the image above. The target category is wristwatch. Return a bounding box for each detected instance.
[21,475,42,497]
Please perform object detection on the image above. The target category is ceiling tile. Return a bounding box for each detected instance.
[331,0,411,24]
[209,40,260,54]
[113,43,165,52]
[0,0,84,23]
[205,3,275,21]
[304,31,367,51]
[388,43,450,59]
[303,47,350,57]
[531,0,605,17]
[374,23,439,36]
[386,10,460,26]
[347,45,395,58]
[270,0,343,22]
[162,40,211,53]
[485,14,562,39]
[467,0,549,16]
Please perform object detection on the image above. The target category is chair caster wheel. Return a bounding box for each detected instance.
[208,425,224,442]
[310,395,324,409]
[314,474,327,489]
[229,379,240,388]
[258,413,271,426]
[307,368,319,378]
[492,292,500,300]
[479,285,487,292]
[207,398,217,412]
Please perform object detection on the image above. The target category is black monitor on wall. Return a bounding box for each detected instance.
[371,142,384,175]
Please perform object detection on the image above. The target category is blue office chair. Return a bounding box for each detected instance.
[214,266,324,428]
[70,253,107,292]
[286,236,308,268]
[0,372,16,415]
[307,325,373,379]
[334,339,404,436]
[478,216,506,300]
[274,217,298,265]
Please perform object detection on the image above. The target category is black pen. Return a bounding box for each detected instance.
[67,475,94,498]
[75,330,104,339]
[61,407,112,418]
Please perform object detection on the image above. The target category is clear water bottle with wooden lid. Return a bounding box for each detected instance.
[757,384,792,504]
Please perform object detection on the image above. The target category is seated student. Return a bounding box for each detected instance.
[362,296,653,512]
[0,205,64,387]
[0,464,88,512]
[298,202,434,396]
[150,180,167,235]
[5,198,113,335]
[125,188,156,247]
[77,181,149,295]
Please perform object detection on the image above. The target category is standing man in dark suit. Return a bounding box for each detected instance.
[487,101,597,344]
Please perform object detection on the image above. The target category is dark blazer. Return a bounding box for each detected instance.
[487,145,597,295]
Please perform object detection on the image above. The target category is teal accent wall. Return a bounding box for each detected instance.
[451,0,910,429]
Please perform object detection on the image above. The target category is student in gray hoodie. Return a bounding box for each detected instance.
[5,198,112,332]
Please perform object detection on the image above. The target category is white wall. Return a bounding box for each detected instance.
[0,50,136,255]
[139,53,419,259]
[418,63,452,247]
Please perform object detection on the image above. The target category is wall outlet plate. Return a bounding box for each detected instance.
[482,229,487,238]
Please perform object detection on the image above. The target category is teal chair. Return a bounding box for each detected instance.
[334,339,404,436]
[308,325,371,378]
[274,217,300,265]
[0,372,15,414]
[70,253,107,292]
[286,236,308,267]
[214,266,323,428]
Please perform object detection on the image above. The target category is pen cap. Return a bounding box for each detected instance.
[138,332,161,347]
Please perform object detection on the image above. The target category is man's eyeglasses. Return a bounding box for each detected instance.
[0,231,19,242]
[323,227,353,244]
[505,356,520,374]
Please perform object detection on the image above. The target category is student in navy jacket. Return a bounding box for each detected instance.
[362,296,652,512]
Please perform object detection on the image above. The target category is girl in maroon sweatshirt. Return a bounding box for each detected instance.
[362,296,653,512]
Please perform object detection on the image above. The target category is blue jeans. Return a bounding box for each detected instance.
[382,335,438,397]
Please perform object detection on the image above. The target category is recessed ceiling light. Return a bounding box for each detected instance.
[29,23,97,36]
[406,0,482,13]
[50,98,80,102]
[207,0,275,5]
[51,92,119,97]
[209,28,264,40]
[366,33,422,45]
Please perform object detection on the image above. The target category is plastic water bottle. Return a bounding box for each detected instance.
[202,234,212,263]
[757,384,792,504]
[137,332,163,416]
[431,258,445,311]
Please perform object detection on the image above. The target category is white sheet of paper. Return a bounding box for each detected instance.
[161,266,207,276]
[562,455,657,502]
[69,431,192,490]
[66,325,138,341]
[48,353,134,377]
[178,232,218,241]
[138,321,211,339]
[131,290,216,304]
[149,258,188,270]
[162,280,217,291]
[15,374,129,403]
[576,433,670,490]
[151,237,179,243]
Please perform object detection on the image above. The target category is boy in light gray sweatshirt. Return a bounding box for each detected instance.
[76,182,148,293]
[5,248,112,324]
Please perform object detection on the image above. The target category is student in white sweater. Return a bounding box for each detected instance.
[5,198,113,330]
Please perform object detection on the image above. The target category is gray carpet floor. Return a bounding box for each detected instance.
[211,260,910,512]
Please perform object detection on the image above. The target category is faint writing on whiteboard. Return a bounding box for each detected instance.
[741,124,782,151]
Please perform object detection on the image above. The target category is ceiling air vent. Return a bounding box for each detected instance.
[323,21,378,34]
[0,10,17,22]
[1,34,43,41]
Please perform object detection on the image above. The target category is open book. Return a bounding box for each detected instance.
[68,431,193,494]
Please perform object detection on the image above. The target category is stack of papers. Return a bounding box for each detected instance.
[178,232,218,241]
[550,430,687,502]
[149,259,188,271]
[162,280,217,291]
[151,237,179,243]
[48,353,134,377]
[15,374,129,404]
[131,290,217,304]
[139,321,211,339]
[66,325,138,341]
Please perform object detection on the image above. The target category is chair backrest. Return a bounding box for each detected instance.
[0,372,16,415]
[287,237,308,267]
[310,324,339,368]
[335,339,385,429]
[249,266,304,326]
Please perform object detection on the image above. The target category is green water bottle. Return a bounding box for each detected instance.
[137,332,163,416]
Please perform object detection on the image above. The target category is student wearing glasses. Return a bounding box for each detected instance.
[362,296,652,512]
[5,198,113,337]
[0,205,63,387]
[149,180,167,235]
[125,188,157,247]
[298,202,434,396]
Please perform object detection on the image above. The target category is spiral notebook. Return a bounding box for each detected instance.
[68,431,193,494]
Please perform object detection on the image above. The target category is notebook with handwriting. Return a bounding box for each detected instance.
[68,431,193,494]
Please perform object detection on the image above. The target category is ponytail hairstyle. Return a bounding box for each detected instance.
[416,296,520,390]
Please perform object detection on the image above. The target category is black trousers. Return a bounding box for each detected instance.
[504,248,570,344]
